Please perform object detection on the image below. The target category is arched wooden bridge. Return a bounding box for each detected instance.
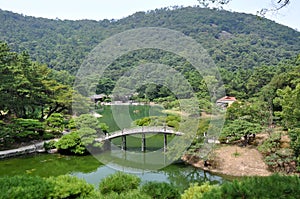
[95,126,183,152]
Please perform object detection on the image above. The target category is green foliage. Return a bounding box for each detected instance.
[99,122,109,133]
[274,83,300,129]
[43,140,57,150]
[135,117,151,126]
[289,128,300,171]
[96,78,115,95]
[0,42,74,119]
[99,190,151,199]
[226,100,270,126]
[0,175,53,199]
[66,118,76,130]
[45,113,65,134]
[42,132,55,140]
[0,8,299,105]
[0,175,97,199]
[181,182,216,199]
[46,175,95,199]
[220,119,262,142]
[203,174,300,199]
[166,115,181,123]
[1,7,299,76]
[76,127,101,147]
[263,149,294,172]
[289,128,300,157]
[136,83,175,101]
[167,120,179,129]
[11,118,44,141]
[0,120,14,149]
[134,114,180,128]
[258,132,296,172]
[55,114,107,155]
[154,97,179,109]
[74,114,100,130]
[258,132,281,154]
[99,172,141,195]
[55,132,87,155]
[140,181,180,199]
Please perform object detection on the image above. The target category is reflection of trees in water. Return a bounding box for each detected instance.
[160,163,223,192]
[0,154,102,177]
[49,154,102,175]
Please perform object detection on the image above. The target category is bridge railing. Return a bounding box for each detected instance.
[95,126,182,142]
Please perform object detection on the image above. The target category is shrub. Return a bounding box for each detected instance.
[0,175,98,199]
[45,113,65,134]
[0,175,53,199]
[289,128,300,171]
[203,174,300,199]
[135,117,151,126]
[66,118,76,130]
[99,172,141,195]
[55,132,87,155]
[11,118,45,141]
[47,175,95,199]
[181,182,216,199]
[99,122,109,133]
[43,140,57,150]
[140,181,180,199]
[166,115,181,123]
[99,190,151,199]
[74,114,100,129]
[42,132,55,140]
[0,120,14,149]
[258,132,281,154]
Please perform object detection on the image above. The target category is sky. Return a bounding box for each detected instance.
[0,0,299,30]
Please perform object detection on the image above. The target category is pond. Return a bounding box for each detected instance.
[0,153,224,192]
[0,105,227,191]
[97,104,166,132]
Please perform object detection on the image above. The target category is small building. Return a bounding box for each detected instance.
[90,94,106,103]
[216,96,236,108]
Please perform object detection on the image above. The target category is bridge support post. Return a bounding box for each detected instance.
[164,133,167,152]
[121,135,127,151]
[141,133,146,152]
[103,140,111,151]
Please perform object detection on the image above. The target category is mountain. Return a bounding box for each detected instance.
[0,6,299,74]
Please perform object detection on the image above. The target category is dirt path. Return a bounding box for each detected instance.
[183,144,272,177]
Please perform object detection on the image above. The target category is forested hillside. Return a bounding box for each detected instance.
[0,6,299,74]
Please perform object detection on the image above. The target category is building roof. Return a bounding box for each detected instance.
[217,96,237,102]
[90,94,106,100]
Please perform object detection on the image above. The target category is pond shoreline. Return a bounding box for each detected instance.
[0,141,46,159]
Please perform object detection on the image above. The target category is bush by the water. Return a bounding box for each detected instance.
[140,181,180,199]
[99,172,141,195]
[181,182,216,199]
[0,175,53,199]
[46,175,95,198]
[0,175,97,199]
[99,190,151,199]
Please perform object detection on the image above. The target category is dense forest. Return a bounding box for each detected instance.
[0,5,300,178]
[0,6,299,73]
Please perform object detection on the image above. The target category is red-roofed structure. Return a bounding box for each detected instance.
[216,96,237,107]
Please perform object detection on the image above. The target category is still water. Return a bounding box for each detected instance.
[0,153,224,191]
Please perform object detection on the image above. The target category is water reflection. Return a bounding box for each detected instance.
[0,153,224,191]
